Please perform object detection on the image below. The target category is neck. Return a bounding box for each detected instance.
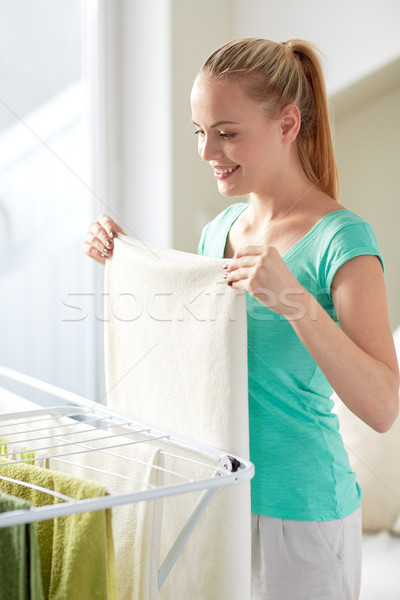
[248,177,317,224]
[248,142,318,223]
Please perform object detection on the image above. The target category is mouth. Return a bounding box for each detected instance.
[213,165,240,181]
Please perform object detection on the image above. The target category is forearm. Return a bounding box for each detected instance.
[289,290,399,432]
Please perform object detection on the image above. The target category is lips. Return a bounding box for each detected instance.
[213,165,240,180]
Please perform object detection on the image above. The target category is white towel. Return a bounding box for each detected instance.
[45,419,164,600]
[104,235,251,600]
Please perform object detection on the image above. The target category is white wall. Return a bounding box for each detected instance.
[233,0,400,95]
[171,0,236,252]
[330,58,400,329]
[96,0,172,248]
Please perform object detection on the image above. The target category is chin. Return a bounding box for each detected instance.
[217,185,248,198]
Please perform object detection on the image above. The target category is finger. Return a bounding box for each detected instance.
[82,240,107,265]
[226,277,248,290]
[233,245,264,259]
[88,221,114,251]
[225,266,252,284]
[97,214,123,239]
[85,231,113,257]
[226,255,258,272]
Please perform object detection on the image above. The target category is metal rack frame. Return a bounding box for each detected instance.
[0,365,254,589]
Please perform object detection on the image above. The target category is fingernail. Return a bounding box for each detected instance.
[228,281,233,286]
[222,273,228,280]
[110,231,117,238]
[105,239,112,248]
[223,262,229,269]
[103,247,110,254]
[100,253,106,258]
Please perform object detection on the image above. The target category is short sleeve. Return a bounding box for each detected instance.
[197,222,209,256]
[320,222,384,292]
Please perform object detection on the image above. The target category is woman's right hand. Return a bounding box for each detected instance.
[82,214,125,265]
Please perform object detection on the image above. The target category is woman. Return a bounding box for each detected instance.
[84,39,399,599]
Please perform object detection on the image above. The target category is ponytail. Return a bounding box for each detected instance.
[201,38,339,201]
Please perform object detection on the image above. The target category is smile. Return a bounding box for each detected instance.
[213,165,240,180]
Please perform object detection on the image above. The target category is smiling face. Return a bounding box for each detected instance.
[190,74,285,199]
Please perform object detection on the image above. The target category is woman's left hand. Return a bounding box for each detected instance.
[224,245,306,318]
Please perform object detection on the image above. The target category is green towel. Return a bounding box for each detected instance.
[0,462,117,600]
[0,490,44,600]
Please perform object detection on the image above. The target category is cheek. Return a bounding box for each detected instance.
[231,141,257,165]
[239,143,266,171]
[251,136,279,166]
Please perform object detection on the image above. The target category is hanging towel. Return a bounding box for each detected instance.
[104,235,251,600]
[0,462,117,600]
[0,438,36,464]
[39,414,164,600]
[0,490,44,600]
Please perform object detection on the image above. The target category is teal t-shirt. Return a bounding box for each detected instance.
[198,202,383,520]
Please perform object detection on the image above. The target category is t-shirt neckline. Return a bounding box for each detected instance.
[223,204,349,260]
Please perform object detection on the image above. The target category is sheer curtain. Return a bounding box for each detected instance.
[0,0,100,401]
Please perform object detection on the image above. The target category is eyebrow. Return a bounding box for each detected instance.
[192,120,240,128]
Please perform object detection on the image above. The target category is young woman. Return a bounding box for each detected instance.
[84,39,399,599]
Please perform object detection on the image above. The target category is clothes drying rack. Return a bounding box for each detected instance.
[0,365,254,590]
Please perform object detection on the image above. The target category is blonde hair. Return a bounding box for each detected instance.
[200,38,339,201]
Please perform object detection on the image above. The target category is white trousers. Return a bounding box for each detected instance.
[251,507,362,600]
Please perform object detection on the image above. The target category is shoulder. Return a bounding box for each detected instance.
[197,202,249,256]
[324,208,370,229]
[320,209,380,251]
[317,209,383,291]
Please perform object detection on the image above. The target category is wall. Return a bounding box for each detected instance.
[171,0,235,252]
[232,0,400,95]
[330,58,400,329]
[96,0,172,248]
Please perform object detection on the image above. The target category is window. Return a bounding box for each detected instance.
[0,0,99,400]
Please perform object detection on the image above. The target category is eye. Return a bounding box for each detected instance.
[194,129,204,137]
[220,132,235,140]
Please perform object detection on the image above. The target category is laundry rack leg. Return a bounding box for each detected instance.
[158,486,218,590]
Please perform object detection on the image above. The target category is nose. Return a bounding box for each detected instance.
[198,135,223,162]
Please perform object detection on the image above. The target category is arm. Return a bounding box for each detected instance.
[290,254,399,432]
[225,248,399,432]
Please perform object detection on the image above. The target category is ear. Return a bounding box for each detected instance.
[279,104,301,143]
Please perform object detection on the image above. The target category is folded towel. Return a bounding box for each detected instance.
[104,236,251,600]
[0,490,44,600]
[0,462,117,600]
